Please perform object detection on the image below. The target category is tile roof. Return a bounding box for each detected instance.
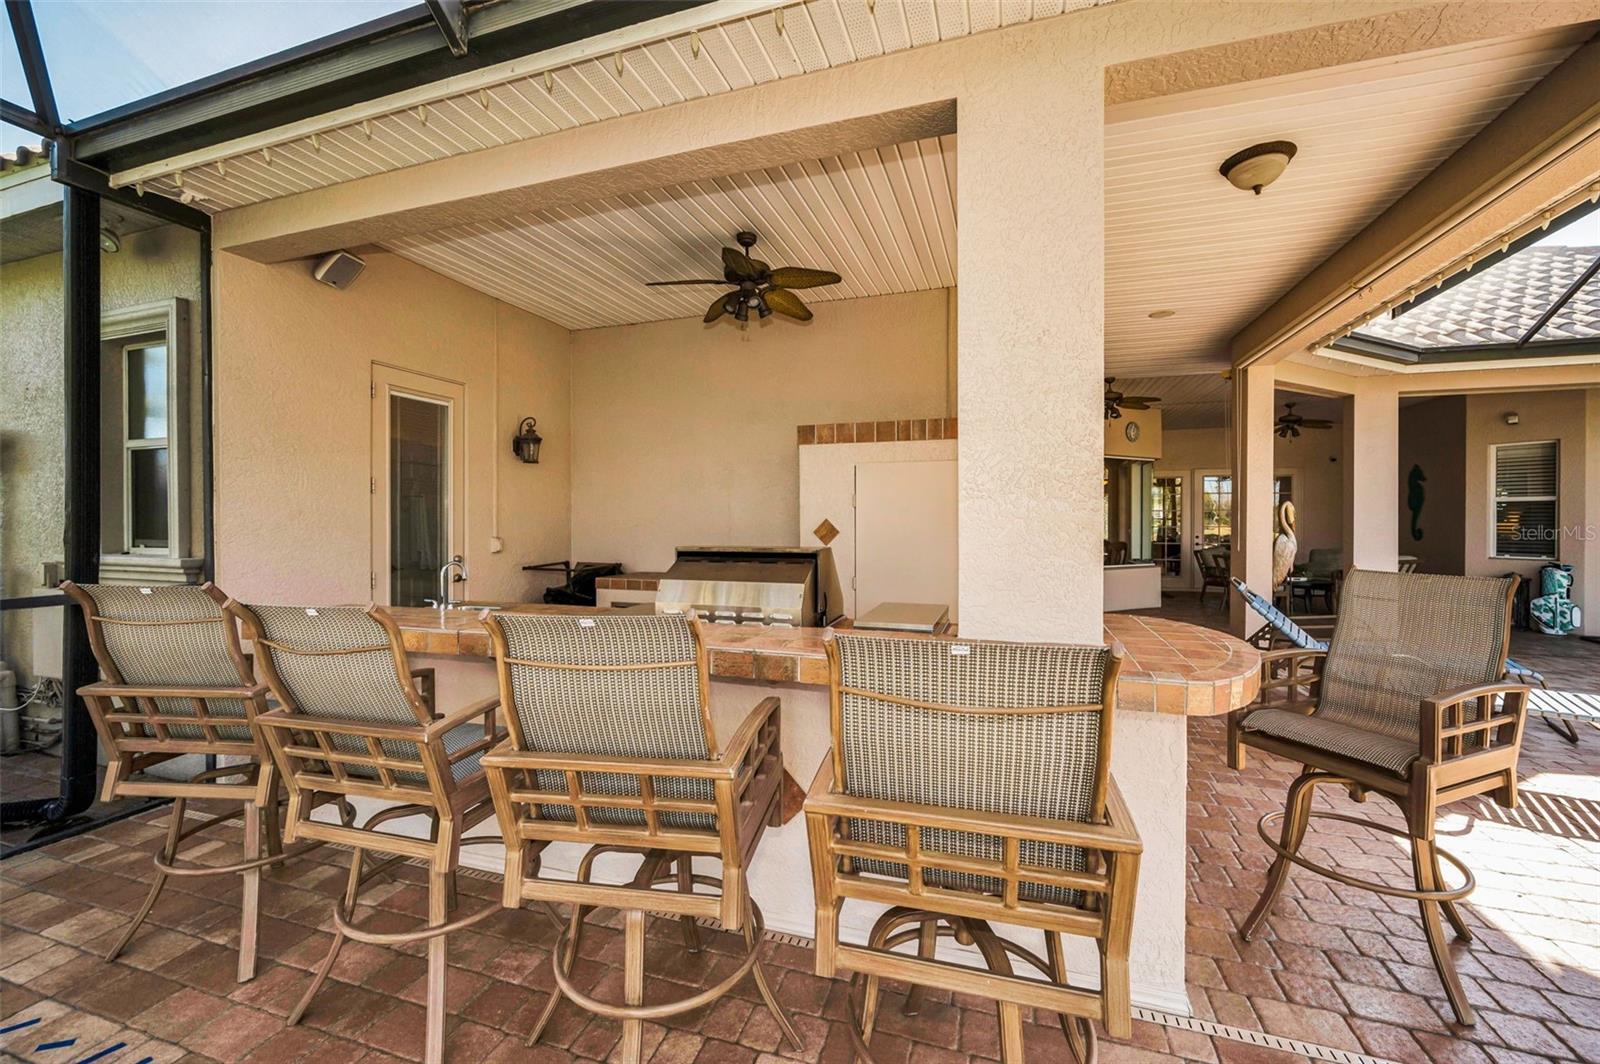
[1357,245,1599,349]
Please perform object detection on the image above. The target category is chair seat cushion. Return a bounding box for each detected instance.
[1239,707,1419,775]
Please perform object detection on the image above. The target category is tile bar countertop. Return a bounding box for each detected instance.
[387,605,1259,717]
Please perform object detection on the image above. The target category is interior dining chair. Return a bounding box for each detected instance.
[806,632,1142,1063]
[1228,570,1530,1026]
[59,581,320,983]
[478,611,798,1064]
[230,602,502,1064]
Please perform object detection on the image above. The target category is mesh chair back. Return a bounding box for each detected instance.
[243,605,426,725]
[489,612,713,827]
[1319,570,1514,741]
[1305,549,1342,578]
[71,583,253,742]
[831,633,1113,907]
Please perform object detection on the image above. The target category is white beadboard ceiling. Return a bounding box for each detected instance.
[383,134,955,330]
[378,25,1587,355]
[1104,25,1590,375]
[119,0,1107,210]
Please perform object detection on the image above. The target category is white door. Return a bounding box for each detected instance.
[371,365,466,606]
[854,460,959,620]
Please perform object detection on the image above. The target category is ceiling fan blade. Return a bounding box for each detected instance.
[1300,419,1335,429]
[1123,395,1162,404]
[647,279,729,286]
[722,246,758,280]
[764,288,813,321]
[768,267,841,289]
[749,257,771,277]
[704,294,730,323]
[1118,400,1151,410]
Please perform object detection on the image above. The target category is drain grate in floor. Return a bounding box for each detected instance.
[1134,1008,1397,1064]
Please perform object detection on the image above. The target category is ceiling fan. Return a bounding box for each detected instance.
[1104,378,1161,420]
[1274,402,1335,438]
[647,231,841,323]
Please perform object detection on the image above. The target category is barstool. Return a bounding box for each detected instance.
[478,611,799,1062]
[231,602,503,1064]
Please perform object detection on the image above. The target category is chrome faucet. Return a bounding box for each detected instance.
[435,555,466,619]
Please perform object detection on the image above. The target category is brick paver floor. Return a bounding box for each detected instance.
[3,648,1595,1063]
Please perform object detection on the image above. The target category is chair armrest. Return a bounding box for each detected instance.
[1420,681,1530,763]
[719,697,781,776]
[804,756,1142,855]
[252,706,423,743]
[423,695,499,739]
[1256,648,1326,706]
[79,681,268,701]
[481,746,737,780]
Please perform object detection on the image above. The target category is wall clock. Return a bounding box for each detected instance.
[1124,421,1141,443]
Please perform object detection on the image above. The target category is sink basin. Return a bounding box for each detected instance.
[445,602,501,612]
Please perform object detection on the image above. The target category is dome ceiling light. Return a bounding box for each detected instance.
[1219,140,1298,195]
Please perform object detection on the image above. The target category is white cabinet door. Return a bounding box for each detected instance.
[854,460,959,620]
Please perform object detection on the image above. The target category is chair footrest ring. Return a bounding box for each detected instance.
[1257,809,1475,902]
[332,896,499,946]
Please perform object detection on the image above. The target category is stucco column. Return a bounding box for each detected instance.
[955,50,1103,644]
[1341,383,1401,572]
[1230,363,1276,636]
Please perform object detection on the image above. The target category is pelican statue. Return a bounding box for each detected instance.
[1273,501,1298,590]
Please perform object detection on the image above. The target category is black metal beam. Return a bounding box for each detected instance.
[1,96,48,137]
[69,0,710,172]
[5,0,58,131]
[426,0,470,58]
[1517,252,1600,346]
[51,152,211,232]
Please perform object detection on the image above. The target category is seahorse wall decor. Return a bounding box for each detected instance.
[1407,464,1427,542]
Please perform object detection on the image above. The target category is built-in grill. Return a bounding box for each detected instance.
[655,546,843,628]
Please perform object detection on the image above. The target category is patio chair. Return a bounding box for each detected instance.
[230,602,502,1064]
[1227,570,1530,1026]
[1290,548,1342,612]
[478,612,798,1063]
[1194,547,1229,609]
[59,581,318,983]
[806,632,1142,1063]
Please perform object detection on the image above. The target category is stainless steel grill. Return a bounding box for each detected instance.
[655,547,843,628]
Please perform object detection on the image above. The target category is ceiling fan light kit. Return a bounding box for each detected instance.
[1220,140,1298,195]
[648,230,841,326]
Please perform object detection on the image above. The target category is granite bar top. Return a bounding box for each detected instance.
[387,605,1258,717]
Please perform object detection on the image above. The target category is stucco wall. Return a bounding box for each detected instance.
[1396,396,1467,574]
[0,223,204,685]
[568,288,952,572]
[212,249,571,606]
[1463,389,1591,600]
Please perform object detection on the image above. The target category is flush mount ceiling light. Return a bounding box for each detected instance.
[99,228,121,253]
[1220,140,1298,195]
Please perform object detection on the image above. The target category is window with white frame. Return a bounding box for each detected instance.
[124,341,171,550]
[1491,441,1559,559]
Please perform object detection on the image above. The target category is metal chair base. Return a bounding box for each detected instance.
[849,908,1097,1064]
[529,847,800,1064]
[1241,770,1480,1026]
[108,767,321,984]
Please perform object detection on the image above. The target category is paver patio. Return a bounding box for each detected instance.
[2,679,1594,1064]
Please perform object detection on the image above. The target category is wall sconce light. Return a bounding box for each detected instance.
[1504,412,1520,426]
[512,417,543,463]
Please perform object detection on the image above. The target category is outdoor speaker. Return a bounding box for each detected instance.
[312,250,366,289]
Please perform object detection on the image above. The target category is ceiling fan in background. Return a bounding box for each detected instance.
[647,231,841,323]
[1104,378,1161,420]
[1274,401,1335,438]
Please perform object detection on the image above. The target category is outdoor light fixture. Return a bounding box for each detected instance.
[99,228,121,253]
[1220,140,1298,195]
[1504,412,1520,425]
[512,417,543,463]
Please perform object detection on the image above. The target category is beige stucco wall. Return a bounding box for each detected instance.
[568,288,952,573]
[0,222,205,686]
[212,249,571,606]
[1396,396,1467,574]
[1463,389,1591,600]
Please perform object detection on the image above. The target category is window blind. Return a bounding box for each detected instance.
[1492,441,1558,559]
